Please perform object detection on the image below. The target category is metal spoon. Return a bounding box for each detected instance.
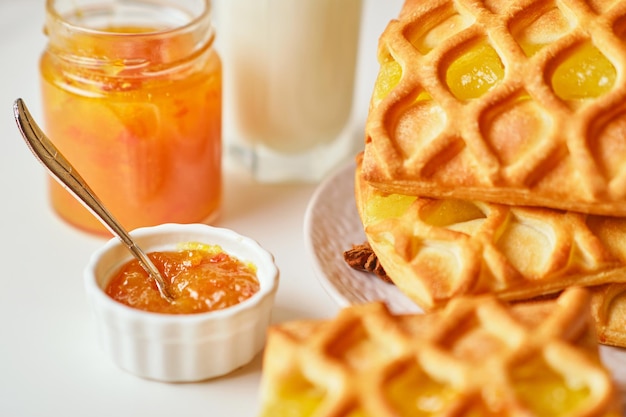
[13,98,175,303]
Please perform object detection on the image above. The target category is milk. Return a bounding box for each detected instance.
[215,0,363,182]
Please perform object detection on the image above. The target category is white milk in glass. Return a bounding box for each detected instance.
[215,0,363,182]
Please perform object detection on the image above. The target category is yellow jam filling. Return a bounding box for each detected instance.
[259,377,325,417]
[385,366,459,416]
[259,394,323,417]
[551,41,615,100]
[446,41,505,100]
[364,193,416,224]
[259,383,372,417]
[512,357,591,416]
[373,57,403,103]
[419,200,486,227]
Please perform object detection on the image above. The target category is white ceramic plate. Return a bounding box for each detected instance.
[303,161,420,314]
[304,161,626,394]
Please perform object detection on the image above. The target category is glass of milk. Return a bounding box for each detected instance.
[214,0,363,182]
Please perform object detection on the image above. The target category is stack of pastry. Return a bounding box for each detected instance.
[257,1,626,414]
[258,288,622,416]
[355,0,626,348]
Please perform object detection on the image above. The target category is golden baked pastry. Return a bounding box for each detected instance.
[355,156,626,312]
[590,282,626,347]
[257,288,621,416]
[362,0,626,215]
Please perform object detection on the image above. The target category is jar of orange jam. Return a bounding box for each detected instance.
[40,0,222,235]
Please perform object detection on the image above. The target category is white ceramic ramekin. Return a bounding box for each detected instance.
[84,223,279,382]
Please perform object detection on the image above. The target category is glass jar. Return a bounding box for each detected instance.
[40,0,222,235]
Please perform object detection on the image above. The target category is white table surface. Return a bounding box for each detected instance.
[0,0,405,415]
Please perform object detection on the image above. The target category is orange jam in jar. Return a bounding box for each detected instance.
[106,243,260,314]
[39,0,222,235]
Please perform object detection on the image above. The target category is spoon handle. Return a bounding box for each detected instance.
[13,98,174,302]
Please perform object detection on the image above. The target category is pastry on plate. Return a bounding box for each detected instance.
[257,288,622,416]
[355,155,626,311]
[362,0,626,215]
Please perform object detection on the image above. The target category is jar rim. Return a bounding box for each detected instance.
[44,0,212,38]
[42,0,216,74]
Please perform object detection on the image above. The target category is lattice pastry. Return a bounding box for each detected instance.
[257,288,621,416]
[362,0,626,215]
[355,155,626,312]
